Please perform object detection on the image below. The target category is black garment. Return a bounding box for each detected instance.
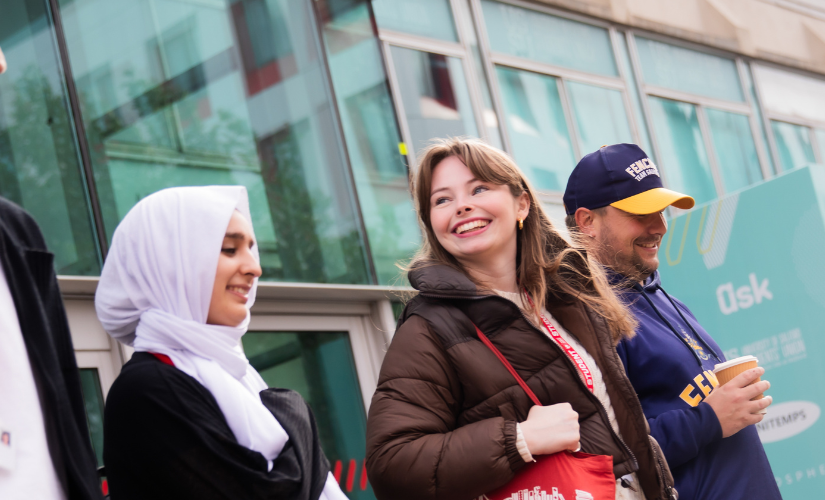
[104,353,330,500]
[0,196,102,500]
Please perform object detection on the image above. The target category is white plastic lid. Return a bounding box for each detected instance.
[713,355,758,373]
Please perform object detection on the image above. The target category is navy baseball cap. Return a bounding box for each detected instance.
[563,144,694,215]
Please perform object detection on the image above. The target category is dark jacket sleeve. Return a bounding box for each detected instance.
[365,315,523,500]
[104,354,286,500]
[0,197,102,500]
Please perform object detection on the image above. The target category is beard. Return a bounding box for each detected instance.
[596,227,659,282]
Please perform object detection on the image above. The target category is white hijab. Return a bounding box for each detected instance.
[95,186,288,466]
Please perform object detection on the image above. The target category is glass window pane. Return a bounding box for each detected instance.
[321,2,418,285]
[495,66,575,192]
[455,0,502,149]
[59,0,371,284]
[647,97,716,204]
[741,63,775,174]
[79,368,105,467]
[566,81,633,156]
[390,46,478,155]
[635,37,744,102]
[0,0,100,275]
[322,0,420,285]
[243,331,375,500]
[817,129,825,164]
[706,109,762,192]
[753,64,825,125]
[372,0,458,42]
[771,121,816,171]
[482,0,618,77]
[615,33,654,159]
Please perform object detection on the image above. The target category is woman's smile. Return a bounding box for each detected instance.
[452,218,491,237]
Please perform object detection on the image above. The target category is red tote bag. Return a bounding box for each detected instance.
[473,324,616,500]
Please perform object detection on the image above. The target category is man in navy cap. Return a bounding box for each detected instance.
[564,144,781,500]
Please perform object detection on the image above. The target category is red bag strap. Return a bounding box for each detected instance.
[474,324,541,407]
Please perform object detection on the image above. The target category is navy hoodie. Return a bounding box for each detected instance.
[615,271,781,500]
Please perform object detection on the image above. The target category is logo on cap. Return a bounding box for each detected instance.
[625,158,660,182]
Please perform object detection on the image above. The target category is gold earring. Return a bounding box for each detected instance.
[518,219,524,230]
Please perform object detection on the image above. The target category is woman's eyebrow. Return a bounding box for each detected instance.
[224,233,245,241]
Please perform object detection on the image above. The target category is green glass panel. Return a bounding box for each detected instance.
[243,331,374,500]
[0,0,100,275]
[706,108,762,192]
[741,63,775,174]
[79,368,105,467]
[566,81,633,157]
[615,33,654,159]
[372,0,458,42]
[771,121,816,171]
[495,66,575,192]
[647,97,716,204]
[817,129,825,164]
[481,0,617,77]
[455,0,502,148]
[321,1,419,285]
[635,37,744,103]
[58,0,371,284]
[390,46,478,155]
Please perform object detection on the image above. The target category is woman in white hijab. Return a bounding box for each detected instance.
[96,186,348,500]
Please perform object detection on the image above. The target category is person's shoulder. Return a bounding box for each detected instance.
[0,196,47,250]
[108,353,206,407]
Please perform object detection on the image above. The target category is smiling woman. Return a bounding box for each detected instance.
[207,211,262,327]
[94,186,348,500]
[365,138,677,500]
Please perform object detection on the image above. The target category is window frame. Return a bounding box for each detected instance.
[378,0,494,168]
[750,61,825,167]
[625,31,773,198]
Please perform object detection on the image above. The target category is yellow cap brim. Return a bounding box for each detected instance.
[610,188,695,214]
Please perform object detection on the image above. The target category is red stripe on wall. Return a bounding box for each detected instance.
[333,460,342,484]
[359,461,368,491]
[345,459,356,492]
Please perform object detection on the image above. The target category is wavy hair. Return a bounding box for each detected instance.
[408,137,637,341]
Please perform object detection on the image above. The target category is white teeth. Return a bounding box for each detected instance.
[228,286,249,296]
[456,220,489,234]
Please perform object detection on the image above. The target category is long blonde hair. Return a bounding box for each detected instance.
[408,137,637,341]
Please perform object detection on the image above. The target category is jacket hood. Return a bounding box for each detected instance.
[408,263,491,299]
[605,267,662,293]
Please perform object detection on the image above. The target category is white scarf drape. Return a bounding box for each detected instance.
[95,186,288,465]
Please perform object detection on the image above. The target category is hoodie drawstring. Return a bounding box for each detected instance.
[635,284,721,367]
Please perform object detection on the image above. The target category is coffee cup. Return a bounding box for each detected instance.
[713,355,767,414]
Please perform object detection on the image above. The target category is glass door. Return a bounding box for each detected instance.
[244,314,382,500]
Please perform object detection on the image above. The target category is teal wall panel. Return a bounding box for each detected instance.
[658,166,825,496]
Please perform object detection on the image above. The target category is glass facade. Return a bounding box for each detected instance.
[79,368,105,467]
[635,36,744,102]
[0,0,100,275]
[495,66,574,191]
[243,331,374,499]
[772,120,816,171]
[7,0,821,282]
[647,97,717,204]
[6,1,825,498]
[390,46,478,154]
[58,0,373,284]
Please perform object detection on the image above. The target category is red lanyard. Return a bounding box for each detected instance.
[524,292,594,393]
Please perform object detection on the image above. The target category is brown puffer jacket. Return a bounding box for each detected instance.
[366,265,676,500]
